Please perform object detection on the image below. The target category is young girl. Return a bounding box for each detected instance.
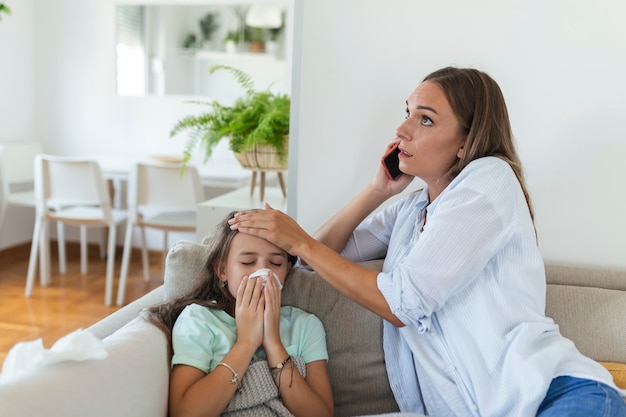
[145,212,334,417]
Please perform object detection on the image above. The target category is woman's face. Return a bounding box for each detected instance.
[395,81,467,198]
[218,232,291,298]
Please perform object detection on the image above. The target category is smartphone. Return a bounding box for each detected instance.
[381,144,402,180]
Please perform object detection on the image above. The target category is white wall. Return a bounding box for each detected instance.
[290,0,626,269]
[0,0,36,247]
[0,0,35,140]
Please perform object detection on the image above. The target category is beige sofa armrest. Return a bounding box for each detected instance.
[88,286,165,340]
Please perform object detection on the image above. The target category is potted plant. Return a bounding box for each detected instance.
[223,30,239,53]
[182,33,198,49]
[266,23,283,56]
[170,65,290,172]
[199,12,220,49]
[248,27,265,52]
[0,2,11,21]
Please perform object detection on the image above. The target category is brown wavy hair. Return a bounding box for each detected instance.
[423,67,535,223]
[143,211,297,357]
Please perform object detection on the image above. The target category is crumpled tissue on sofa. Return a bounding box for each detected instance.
[0,328,108,382]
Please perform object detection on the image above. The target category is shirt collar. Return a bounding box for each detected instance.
[414,187,430,214]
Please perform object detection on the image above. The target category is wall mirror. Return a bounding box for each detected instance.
[115,2,290,97]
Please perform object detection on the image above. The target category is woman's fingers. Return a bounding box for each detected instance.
[229,209,307,255]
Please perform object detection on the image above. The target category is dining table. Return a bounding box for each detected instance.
[94,154,253,208]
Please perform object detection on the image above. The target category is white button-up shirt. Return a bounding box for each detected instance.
[341,157,616,416]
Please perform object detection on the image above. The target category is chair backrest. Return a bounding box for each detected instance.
[34,154,114,222]
[0,141,43,196]
[127,161,204,219]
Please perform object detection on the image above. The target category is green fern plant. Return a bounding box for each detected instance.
[170,65,290,167]
[0,3,12,21]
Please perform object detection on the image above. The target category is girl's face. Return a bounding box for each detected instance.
[395,81,467,199]
[217,232,291,298]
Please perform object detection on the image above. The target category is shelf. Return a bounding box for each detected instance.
[194,50,283,62]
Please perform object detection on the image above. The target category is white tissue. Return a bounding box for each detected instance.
[0,328,108,382]
[248,268,283,291]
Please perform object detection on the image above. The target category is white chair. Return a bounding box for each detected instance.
[117,161,204,306]
[25,155,128,306]
[117,160,204,306]
[0,142,92,274]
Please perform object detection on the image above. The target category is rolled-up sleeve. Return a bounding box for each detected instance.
[340,197,412,262]
[377,158,521,326]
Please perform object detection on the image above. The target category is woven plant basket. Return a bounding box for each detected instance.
[234,143,288,172]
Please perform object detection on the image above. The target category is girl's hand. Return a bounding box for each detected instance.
[234,275,265,349]
[261,273,283,352]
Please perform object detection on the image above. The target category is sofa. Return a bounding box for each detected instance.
[1,240,625,417]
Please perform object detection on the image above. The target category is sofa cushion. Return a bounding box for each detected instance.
[0,318,169,417]
[282,260,399,417]
[546,284,626,363]
[164,240,211,299]
[545,264,626,291]
[599,362,626,389]
[163,240,399,417]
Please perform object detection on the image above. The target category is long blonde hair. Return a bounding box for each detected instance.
[423,67,535,223]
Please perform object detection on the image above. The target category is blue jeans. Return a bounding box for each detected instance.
[537,376,626,417]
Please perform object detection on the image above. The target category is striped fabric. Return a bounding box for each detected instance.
[341,157,618,416]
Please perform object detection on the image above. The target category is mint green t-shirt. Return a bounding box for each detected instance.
[171,304,328,373]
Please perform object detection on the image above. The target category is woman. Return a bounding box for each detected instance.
[229,67,626,416]
[145,212,334,417]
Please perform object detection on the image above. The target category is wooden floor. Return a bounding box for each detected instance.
[0,241,164,366]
